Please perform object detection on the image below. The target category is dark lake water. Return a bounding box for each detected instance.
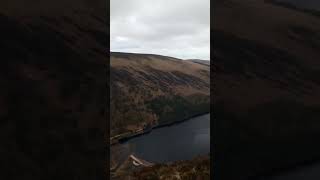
[120,113,210,163]
[274,0,320,11]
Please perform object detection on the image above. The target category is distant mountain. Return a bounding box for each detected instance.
[110,52,210,137]
[214,0,320,179]
[188,59,210,66]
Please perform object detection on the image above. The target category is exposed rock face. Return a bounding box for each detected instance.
[0,1,107,179]
[214,0,320,179]
[110,52,210,137]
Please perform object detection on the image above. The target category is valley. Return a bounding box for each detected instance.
[110,52,210,143]
[110,52,210,179]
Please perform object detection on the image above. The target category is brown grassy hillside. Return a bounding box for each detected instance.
[131,155,210,180]
[112,155,210,180]
[110,52,210,137]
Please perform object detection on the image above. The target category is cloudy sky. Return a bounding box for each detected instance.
[111,0,210,60]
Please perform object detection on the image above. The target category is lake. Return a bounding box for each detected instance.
[119,113,210,163]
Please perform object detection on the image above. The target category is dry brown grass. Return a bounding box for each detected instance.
[110,52,210,137]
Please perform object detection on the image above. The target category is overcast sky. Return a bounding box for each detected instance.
[110,0,210,60]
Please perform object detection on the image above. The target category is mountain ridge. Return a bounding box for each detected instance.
[110,51,210,138]
[111,51,210,62]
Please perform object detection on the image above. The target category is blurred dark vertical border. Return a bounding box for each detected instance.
[213,0,320,180]
[0,0,108,179]
[106,0,110,178]
[210,0,215,179]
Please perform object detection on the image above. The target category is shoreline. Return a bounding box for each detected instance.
[110,112,210,145]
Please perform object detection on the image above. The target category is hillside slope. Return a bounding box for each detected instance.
[116,155,210,180]
[110,52,210,137]
[214,0,320,179]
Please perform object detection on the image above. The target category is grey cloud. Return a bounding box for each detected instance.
[111,0,210,60]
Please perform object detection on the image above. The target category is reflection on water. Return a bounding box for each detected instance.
[121,113,210,163]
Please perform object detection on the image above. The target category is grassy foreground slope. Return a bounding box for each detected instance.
[112,155,210,180]
[110,52,210,137]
